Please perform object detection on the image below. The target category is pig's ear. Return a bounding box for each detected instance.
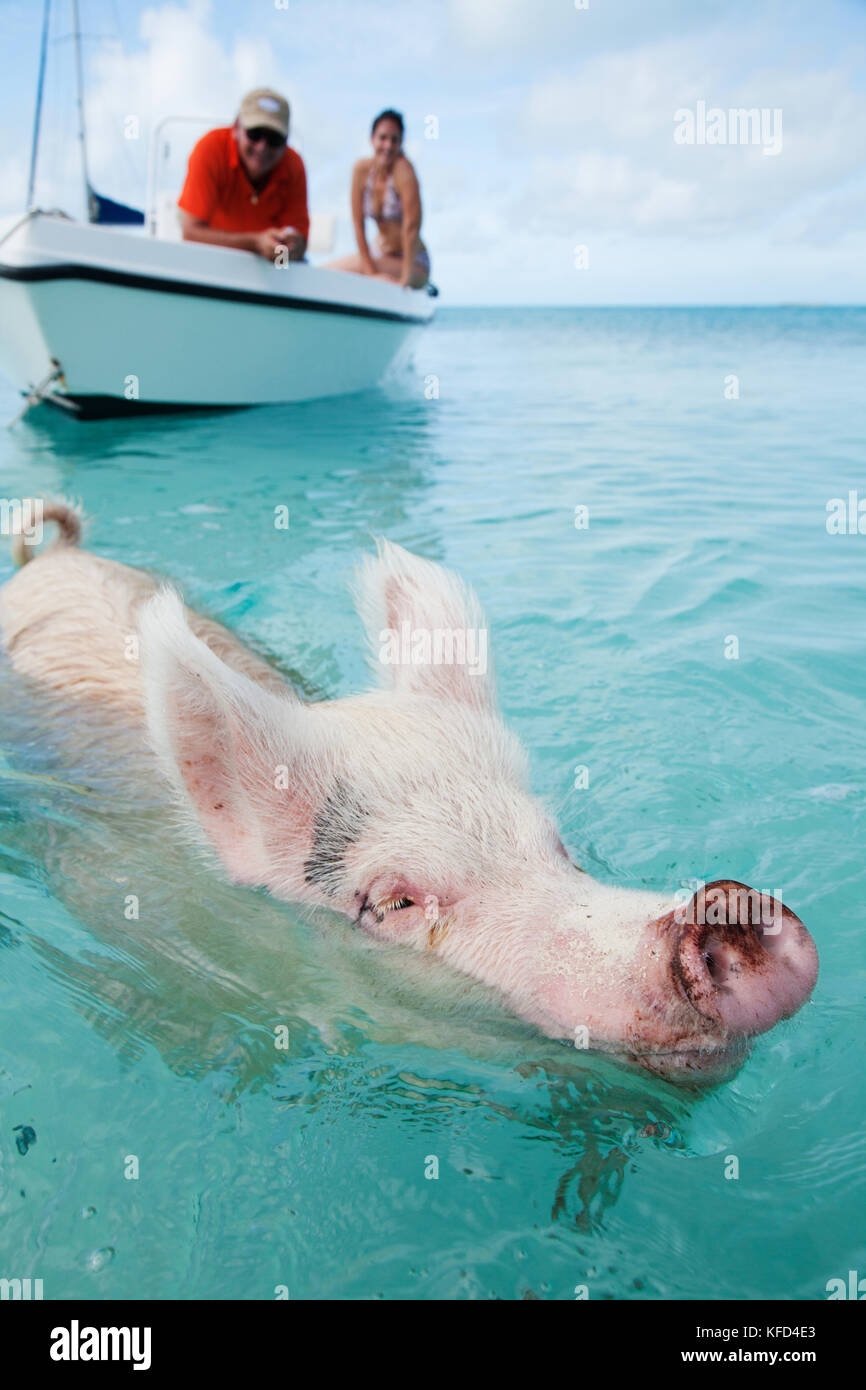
[139,590,314,889]
[354,540,496,710]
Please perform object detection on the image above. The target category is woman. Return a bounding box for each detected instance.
[327,110,430,288]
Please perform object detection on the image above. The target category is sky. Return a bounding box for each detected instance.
[2,0,866,304]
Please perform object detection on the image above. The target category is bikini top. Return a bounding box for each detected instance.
[362,167,403,223]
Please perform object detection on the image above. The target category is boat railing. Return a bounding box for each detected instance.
[145,115,224,239]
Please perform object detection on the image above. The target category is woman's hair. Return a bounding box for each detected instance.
[371,109,405,138]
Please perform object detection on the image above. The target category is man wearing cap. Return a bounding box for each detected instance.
[178,89,309,261]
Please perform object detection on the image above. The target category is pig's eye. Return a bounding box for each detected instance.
[375,895,415,919]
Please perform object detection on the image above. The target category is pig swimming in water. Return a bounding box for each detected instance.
[0,503,818,1081]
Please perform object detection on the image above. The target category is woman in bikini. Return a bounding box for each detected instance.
[326,110,430,289]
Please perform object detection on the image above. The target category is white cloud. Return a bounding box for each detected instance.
[515,37,866,241]
[444,0,753,60]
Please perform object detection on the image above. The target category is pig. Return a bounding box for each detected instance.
[0,502,818,1081]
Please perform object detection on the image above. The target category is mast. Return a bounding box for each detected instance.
[25,0,52,212]
[71,0,94,220]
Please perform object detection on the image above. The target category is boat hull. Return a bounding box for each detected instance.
[0,215,434,416]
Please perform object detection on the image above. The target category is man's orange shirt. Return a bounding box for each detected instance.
[178,127,310,239]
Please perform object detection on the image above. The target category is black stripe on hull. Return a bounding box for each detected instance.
[0,262,432,325]
[41,393,248,421]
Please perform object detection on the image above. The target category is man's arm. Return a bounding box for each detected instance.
[278,151,309,261]
[275,226,306,261]
[179,211,280,258]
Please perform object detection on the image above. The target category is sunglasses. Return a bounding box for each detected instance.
[244,127,286,148]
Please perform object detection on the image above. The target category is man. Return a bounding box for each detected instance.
[178,88,309,261]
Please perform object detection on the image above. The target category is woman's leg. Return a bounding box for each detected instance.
[368,253,404,282]
[323,250,429,287]
[322,252,368,272]
[369,255,430,287]
[405,257,430,289]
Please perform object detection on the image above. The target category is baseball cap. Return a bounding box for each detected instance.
[238,89,290,139]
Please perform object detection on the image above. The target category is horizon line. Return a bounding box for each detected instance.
[435,301,866,310]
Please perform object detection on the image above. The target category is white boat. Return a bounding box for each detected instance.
[0,1,435,420]
[0,211,435,418]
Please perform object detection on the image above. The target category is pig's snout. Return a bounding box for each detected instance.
[672,880,818,1037]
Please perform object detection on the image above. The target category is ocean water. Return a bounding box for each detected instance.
[0,306,863,1301]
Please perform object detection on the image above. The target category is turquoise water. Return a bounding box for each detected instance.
[0,307,863,1300]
